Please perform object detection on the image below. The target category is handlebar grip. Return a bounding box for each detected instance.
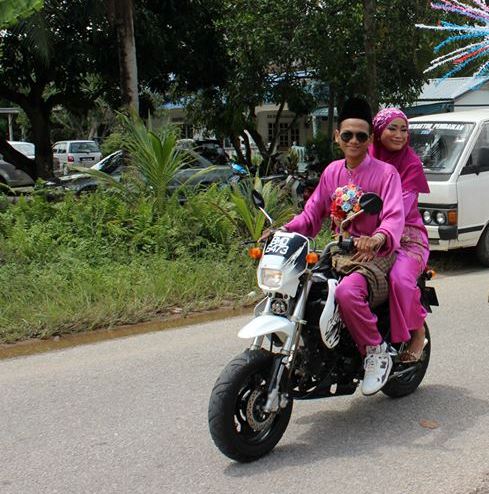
[338,237,355,253]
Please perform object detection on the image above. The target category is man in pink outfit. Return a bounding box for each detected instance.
[282,98,405,395]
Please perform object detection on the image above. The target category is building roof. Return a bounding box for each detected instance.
[0,108,20,114]
[418,77,489,101]
[311,106,337,118]
[410,108,489,123]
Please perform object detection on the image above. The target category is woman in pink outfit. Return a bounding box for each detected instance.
[370,108,430,362]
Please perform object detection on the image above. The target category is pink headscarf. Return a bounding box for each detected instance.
[370,108,430,194]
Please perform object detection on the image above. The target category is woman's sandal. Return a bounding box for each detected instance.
[399,337,428,364]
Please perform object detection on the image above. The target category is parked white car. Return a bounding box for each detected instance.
[410,110,489,265]
[8,141,35,159]
[52,140,102,175]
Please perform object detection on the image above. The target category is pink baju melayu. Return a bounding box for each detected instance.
[370,108,431,343]
[285,154,404,352]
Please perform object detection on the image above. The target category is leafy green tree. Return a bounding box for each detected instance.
[0,0,116,179]
[0,0,43,27]
[186,0,330,171]
[187,0,436,167]
[374,0,437,107]
[0,0,228,180]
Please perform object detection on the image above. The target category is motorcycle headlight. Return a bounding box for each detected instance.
[271,298,288,315]
[435,211,447,225]
[422,210,432,224]
[261,268,283,289]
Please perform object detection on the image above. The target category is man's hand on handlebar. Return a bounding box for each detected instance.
[351,233,385,262]
[258,226,288,242]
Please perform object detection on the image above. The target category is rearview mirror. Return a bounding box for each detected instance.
[252,190,265,209]
[359,192,383,215]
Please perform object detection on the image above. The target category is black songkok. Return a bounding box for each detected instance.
[338,97,372,127]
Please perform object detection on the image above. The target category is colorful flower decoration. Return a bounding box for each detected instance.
[330,183,363,225]
[417,1,489,88]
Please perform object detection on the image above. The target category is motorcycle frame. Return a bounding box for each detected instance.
[239,240,340,413]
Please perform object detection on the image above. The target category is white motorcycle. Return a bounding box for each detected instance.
[208,191,438,462]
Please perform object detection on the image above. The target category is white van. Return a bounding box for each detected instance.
[409,110,489,266]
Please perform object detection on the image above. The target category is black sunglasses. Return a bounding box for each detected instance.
[339,131,370,143]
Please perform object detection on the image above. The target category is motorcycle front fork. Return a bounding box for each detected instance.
[254,277,312,413]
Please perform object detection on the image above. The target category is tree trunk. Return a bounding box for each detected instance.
[243,125,270,175]
[230,134,246,165]
[241,131,253,168]
[28,105,54,179]
[108,0,139,113]
[363,0,378,112]
[327,84,336,160]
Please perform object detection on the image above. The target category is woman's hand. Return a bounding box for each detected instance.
[351,233,385,262]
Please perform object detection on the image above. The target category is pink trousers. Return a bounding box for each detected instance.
[335,273,382,354]
[388,249,427,343]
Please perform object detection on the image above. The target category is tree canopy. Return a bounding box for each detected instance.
[0,0,439,178]
[0,0,44,27]
[0,0,226,179]
[184,0,437,167]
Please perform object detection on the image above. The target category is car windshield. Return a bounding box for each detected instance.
[70,142,99,153]
[409,122,475,175]
[181,149,214,169]
[10,142,35,156]
[92,152,122,173]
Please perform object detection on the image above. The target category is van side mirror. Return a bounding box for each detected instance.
[464,146,489,175]
[476,146,489,174]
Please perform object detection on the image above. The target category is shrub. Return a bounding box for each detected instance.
[100,131,126,156]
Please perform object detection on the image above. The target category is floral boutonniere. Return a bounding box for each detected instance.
[330,183,363,229]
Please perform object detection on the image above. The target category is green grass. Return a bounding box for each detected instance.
[0,254,256,343]
[0,118,317,344]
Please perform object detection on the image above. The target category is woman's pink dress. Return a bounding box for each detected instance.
[371,108,431,343]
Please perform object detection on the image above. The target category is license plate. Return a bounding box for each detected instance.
[80,157,94,162]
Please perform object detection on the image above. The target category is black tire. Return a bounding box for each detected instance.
[476,226,489,267]
[382,324,431,398]
[208,349,293,462]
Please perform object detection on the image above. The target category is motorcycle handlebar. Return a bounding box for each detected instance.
[314,236,356,270]
[338,237,355,253]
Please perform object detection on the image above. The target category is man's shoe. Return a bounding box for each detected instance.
[361,342,392,396]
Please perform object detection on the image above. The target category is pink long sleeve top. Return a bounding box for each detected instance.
[284,155,405,256]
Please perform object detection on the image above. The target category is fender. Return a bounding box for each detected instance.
[319,279,337,330]
[238,314,295,339]
[319,278,340,349]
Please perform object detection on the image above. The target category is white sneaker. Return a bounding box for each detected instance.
[361,342,392,396]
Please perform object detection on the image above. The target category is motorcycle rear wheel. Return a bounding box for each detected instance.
[208,349,293,462]
[382,324,431,398]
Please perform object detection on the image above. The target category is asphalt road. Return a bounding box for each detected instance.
[1,263,489,494]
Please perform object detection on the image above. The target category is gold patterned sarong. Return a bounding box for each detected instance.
[331,250,396,308]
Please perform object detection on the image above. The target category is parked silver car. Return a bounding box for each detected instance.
[52,140,102,175]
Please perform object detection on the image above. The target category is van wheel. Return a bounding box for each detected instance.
[476,226,489,267]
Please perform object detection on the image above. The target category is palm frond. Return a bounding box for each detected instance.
[117,113,191,214]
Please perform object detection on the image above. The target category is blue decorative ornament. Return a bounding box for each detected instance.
[417,1,489,88]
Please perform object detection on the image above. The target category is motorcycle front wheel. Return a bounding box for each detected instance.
[382,324,431,398]
[208,349,293,462]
